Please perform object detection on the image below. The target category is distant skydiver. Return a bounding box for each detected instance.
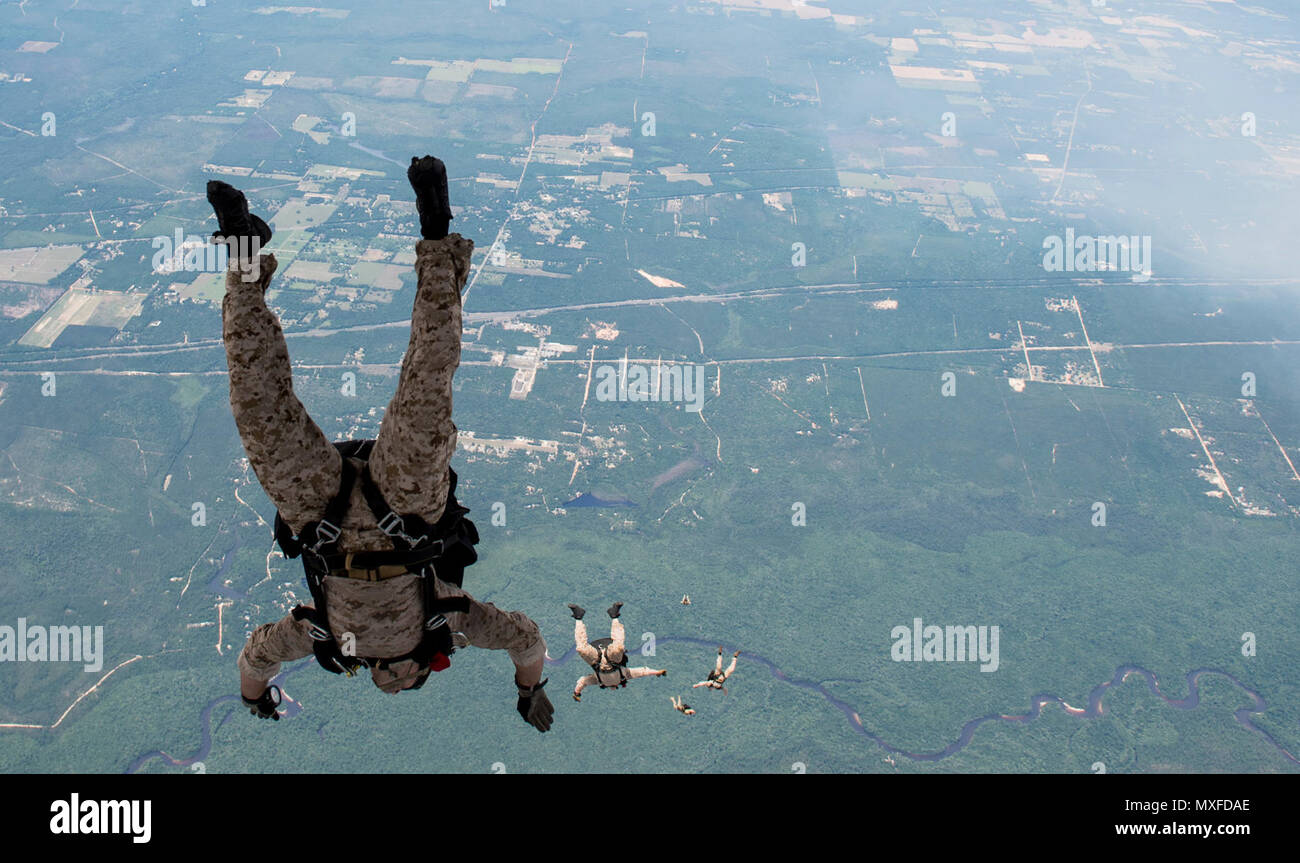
[211,158,553,732]
[692,647,740,693]
[568,602,666,700]
[670,695,695,716]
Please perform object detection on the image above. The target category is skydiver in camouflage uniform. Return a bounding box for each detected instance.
[692,647,741,694]
[209,158,554,732]
[567,602,666,700]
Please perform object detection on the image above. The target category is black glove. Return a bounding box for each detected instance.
[242,685,282,721]
[516,678,554,733]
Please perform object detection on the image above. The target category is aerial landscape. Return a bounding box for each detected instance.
[1,0,1298,775]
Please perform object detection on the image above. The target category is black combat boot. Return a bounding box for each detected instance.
[606,602,624,619]
[206,180,272,260]
[407,155,452,240]
[567,604,586,621]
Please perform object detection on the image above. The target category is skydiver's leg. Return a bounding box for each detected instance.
[222,253,341,532]
[574,619,599,665]
[625,667,666,680]
[366,235,471,522]
[722,654,739,680]
[367,160,473,523]
[714,649,724,675]
[607,618,627,664]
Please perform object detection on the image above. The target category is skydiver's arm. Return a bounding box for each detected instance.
[574,674,598,699]
[237,612,315,699]
[451,590,547,688]
[625,667,665,680]
[512,654,545,690]
[691,680,710,689]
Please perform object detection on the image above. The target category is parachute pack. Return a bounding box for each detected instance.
[587,636,631,689]
[273,439,480,681]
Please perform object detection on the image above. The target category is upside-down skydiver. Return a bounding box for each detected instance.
[211,157,554,732]
[692,647,740,694]
[567,602,666,700]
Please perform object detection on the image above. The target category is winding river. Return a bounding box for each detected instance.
[126,635,1298,771]
[124,659,315,773]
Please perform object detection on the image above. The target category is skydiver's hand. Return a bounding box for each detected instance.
[516,678,554,733]
[242,685,282,721]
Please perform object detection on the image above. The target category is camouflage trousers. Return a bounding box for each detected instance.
[224,237,545,692]
[222,234,474,544]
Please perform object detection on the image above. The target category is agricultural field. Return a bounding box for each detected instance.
[0,0,1297,775]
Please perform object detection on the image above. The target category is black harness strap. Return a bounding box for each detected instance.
[358,462,435,552]
[400,588,471,667]
[291,605,367,676]
[283,453,360,675]
[588,638,630,689]
[273,440,479,680]
[300,454,356,555]
[291,579,472,675]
